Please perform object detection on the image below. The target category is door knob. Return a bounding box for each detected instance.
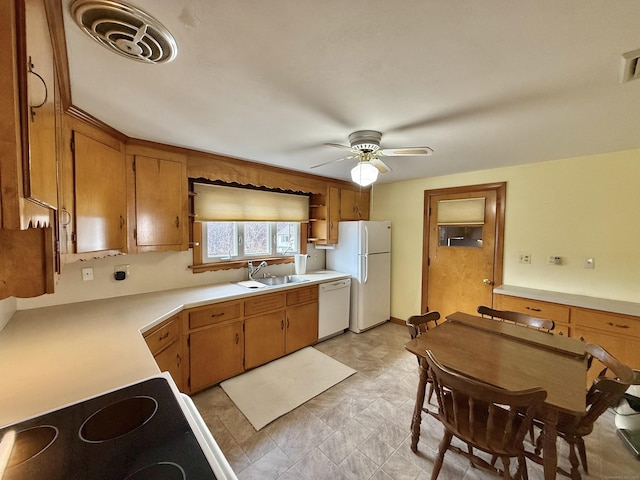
[483,278,493,285]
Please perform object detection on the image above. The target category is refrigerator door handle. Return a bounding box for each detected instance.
[363,225,369,255]
[362,254,368,284]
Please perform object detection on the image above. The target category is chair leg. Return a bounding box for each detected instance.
[567,442,582,480]
[576,437,588,474]
[431,430,453,480]
[517,455,529,480]
[502,456,511,480]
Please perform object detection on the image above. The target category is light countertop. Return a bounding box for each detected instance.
[0,270,349,427]
[494,284,640,317]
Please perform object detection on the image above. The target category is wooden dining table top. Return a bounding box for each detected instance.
[404,311,588,416]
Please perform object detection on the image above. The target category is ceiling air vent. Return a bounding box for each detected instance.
[620,48,640,83]
[71,0,178,64]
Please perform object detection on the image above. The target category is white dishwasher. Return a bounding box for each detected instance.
[318,278,351,341]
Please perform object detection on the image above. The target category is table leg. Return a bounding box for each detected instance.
[411,357,429,452]
[541,407,559,480]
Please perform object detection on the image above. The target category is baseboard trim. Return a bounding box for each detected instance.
[390,316,405,326]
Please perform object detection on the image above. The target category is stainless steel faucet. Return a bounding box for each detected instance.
[248,260,268,280]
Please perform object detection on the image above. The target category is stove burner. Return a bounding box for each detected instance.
[124,462,186,480]
[79,396,157,443]
[6,425,58,468]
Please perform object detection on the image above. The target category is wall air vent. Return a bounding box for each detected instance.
[71,0,178,64]
[620,48,640,83]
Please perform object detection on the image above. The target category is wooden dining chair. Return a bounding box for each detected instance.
[528,343,635,480]
[477,306,555,332]
[406,311,441,403]
[424,350,547,480]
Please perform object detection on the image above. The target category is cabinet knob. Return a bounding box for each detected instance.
[482,278,493,285]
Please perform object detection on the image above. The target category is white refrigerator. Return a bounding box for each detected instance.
[326,221,391,333]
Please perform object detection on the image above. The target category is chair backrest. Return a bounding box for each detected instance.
[425,350,547,455]
[406,311,441,339]
[477,305,555,332]
[577,343,635,435]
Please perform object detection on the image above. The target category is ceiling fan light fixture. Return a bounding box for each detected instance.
[351,162,379,187]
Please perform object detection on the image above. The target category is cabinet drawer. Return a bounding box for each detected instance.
[244,292,286,317]
[573,308,640,339]
[495,295,570,324]
[144,316,180,355]
[287,285,318,306]
[189,301,241,329]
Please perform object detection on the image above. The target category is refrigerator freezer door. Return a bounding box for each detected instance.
[359,221,391,255]
[351,252,391,332]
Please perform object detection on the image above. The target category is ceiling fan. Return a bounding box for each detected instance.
[311,130,433,186]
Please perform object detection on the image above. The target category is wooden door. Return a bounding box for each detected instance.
[154,341,183,391]
[423,184,505,317]
[189,320,244,392]
[327,187,340,244]
[286,302,318,354]
[74,131,126,252]
[244,311,286,369]
[134,155,183,246]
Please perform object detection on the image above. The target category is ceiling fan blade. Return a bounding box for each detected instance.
[371,157,392,174]
[324,142,356,152]
[378,146,433,156]
[310,154,357,169]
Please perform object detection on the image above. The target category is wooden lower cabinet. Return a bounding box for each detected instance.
[245,311,286,369]
[494,294,570,335]
[286,301,319,353]
[143,315,184,391]
[245,285,319,369]
[494,292,640,385]
[189,319,244,392]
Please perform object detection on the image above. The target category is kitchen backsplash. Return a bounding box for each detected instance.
[14,246,326,311]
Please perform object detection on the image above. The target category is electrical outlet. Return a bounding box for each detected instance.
[584,257,595,269]
[547,256,562,265]
[81,267,94,281]
[114,264,130,279]
[518,253,531,264]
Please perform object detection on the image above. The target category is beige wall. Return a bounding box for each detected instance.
[15,246,326,310]
[370,148,640,322]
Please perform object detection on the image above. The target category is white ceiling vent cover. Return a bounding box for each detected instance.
[620,48,640,83]
[71,0,178,64]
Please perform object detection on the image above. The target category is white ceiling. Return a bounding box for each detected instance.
[62,0,640,184]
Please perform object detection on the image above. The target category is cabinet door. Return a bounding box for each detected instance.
[245,311,285,369]
[74,131,126,252]
[286,302,318,354]
[20,0,57,209]
[134,155,184,247]
[327,187,340,244]
[154,341,183,391]
[340,189,370,220]
[189,320,244,392]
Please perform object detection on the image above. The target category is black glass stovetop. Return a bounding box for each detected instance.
[0,377,217,480]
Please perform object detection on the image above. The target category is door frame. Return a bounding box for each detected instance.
[421,182,506,314]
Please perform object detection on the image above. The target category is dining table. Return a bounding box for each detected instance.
[405,311,588,480]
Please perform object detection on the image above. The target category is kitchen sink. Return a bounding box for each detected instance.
[255,275,307,286]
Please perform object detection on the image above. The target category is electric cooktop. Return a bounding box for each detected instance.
[0,377,218,479]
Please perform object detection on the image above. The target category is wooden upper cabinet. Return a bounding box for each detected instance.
[340,188,370,220]
[73,131,126,252]
[134,155,183,246]
[126,145,188,252]
[309,187,340,245]
[20,0,57,210]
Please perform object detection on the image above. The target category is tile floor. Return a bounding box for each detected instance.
[192,322,639,480]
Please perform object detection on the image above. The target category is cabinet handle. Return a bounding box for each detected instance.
[287,318,290,329]
[119,215,125,229]
[525,306,542,312]
[607,322,630,329]
[175,216,180,228]
[27,56,48,122]
[176,353,181,367]
[158,332,169,340]
[235,333,239,344]
[211,312,224,318]
[281,320,284,330]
